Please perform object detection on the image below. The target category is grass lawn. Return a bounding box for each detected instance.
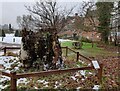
[61,41,118,58]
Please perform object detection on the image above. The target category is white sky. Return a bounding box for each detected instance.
[0,0,90,3]
[0,0,96,29]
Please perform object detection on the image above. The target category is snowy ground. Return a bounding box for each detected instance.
[0,55,99,90]
[0,34,100,90]
[0,55,22,89]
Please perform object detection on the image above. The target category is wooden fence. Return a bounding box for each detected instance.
[2,47,21,55]
[2,46,92,62]
[62,46,92,62]
[2,46,93,62]
[1,64,103,91]
[1,46,103,91]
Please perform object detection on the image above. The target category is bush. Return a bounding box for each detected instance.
[72,41,83,49]
[81,37,92,43]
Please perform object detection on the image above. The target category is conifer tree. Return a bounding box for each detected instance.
[96,2,113,43]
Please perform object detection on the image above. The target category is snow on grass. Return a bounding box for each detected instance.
[43,81,49,85]
[76,87,81,90]
[17,78,30,86]
[0,56,20,73]
[54,81,61,89]
[34,86,39,89]
[0,55,21,90]
[0,76,10,82]
[93,85,100,91]
[79,70,86,76]
[0,84,9,90]
[43,84,49,88]
[78,59,85,64]
[71,76,77,81]
[0,76,10,90]
[0,56,19,72]
[37,80,45,83]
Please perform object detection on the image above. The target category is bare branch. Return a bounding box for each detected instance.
[25,0,75,33]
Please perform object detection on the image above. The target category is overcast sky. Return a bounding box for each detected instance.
[0,0,91,29]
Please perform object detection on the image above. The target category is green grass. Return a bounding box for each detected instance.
[61,41,73,48]
[61,41,118,58]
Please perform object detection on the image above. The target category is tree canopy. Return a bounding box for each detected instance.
[25,0,74,33]
[96,2,114,43]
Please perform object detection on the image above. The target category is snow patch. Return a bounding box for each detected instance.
[37,80,45,83]
[71,76,76,81]
[17,78,30,86]
[0,56,19,71]
[34,86,38,89]
[58,39,72,42]
[43,81,49,85]
[0,76,10,90]
[93,85,100,91]
[76,87,81,89]
[0,84,9,90]
[79,70,86,76]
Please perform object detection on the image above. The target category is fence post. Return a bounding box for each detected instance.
[10,72,17,91]
[4,47,6,55]
[66,46,68,57]
[97,64,103,84]
[77,52,79,61]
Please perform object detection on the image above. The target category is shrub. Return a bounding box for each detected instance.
[72,41,83,49]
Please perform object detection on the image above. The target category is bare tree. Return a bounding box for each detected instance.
[16,15,33,30]
[79,1,97,28]
[79,1,98,47]
[25,0,74,33]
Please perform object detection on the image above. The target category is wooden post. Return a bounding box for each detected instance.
[10,72,17,91]
[97,64,103,84]
[4,47,6,56]
[66,46,68,57]
[77,52,79,61]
